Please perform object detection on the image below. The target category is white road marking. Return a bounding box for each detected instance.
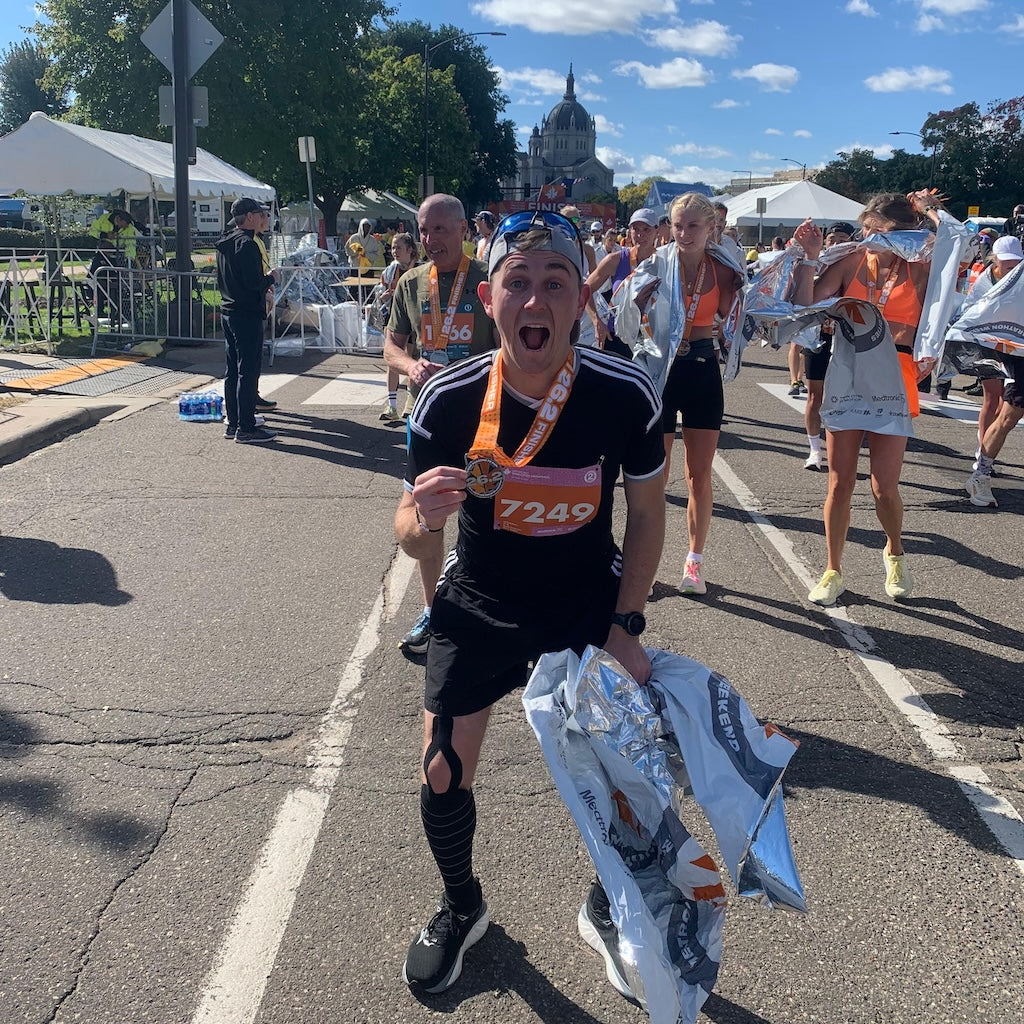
[713,451,1024,876]
[757,381,808,416]
[191,550,418,1024]
[303,373,387,406]
[190,374,298,399]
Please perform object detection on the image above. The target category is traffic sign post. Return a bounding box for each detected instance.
[298,137,317,241]
[142,0,222,338]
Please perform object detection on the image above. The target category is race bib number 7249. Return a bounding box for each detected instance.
[493,464,601,537]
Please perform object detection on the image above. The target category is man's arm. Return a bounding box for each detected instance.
[384,328,441,390]
[602,472,665,685]
[394,467,467,559]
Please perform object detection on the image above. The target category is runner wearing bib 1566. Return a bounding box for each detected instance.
[385,195,497,657]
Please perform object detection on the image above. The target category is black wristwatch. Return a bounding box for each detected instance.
[611,611,646,637]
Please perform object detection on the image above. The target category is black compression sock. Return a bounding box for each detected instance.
[420,784,479,912]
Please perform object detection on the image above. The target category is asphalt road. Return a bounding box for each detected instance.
[1,346,1021,1024]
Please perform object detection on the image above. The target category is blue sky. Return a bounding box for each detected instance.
[4,0,1024,192]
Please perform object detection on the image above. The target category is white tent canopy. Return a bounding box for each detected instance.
[725,180,864,230]
[0,111,274,201]
[339,190,419,226]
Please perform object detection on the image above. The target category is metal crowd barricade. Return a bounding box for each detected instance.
[87,260,221,354]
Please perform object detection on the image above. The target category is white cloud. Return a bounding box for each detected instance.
[845,0,878,15]
[750,150,775,160]
[731,63,799,92]
[615,57,711,89]
[920,0,988,13]
[594,114,624,137]
[998,13,1024,33]
[516,124,532,136]
[669,142,732,159]
[836,141,895,158]
[471,0,675,34]
[916,12,945,30]
[793,129,812,138]
[581,72,603,84]
[580,90,607,102]
[764,128,783,136]
[641,20,742,57]
[494,65,568,96]
[597,146,637,176]
[712,98,742,109]
[863,65,953,93]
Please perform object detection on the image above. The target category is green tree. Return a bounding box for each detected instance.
[368,20,517,211]
[0,39,68,133]
[813,148,886,201]
[617,176,665,222]
[922,102,988,218]
[35,0,400,230]
[979,95,1024,216]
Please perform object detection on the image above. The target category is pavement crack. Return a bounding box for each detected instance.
[42,763,201,1024]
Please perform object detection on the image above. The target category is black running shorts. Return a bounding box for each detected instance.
[1003,354,1024,409]
[661,350,724,433]
[424,571,620,718]
[804,336,833,382]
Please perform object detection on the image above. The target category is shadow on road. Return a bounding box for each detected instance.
[702,992,774,1024]
[0,701,154,853]
[781,726,1006,858]
[254,411,407,477]
[0,535,131,604]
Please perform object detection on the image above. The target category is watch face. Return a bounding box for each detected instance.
[615,611,646,636]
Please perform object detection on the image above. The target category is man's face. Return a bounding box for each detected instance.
[714,208,726,240]
[475,217,491,237]
[241,209,267,232]
[824,230,851,248]
[479,249,588,385]
[419,201,467,272]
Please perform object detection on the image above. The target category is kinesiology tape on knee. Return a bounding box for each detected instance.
[422,714,464,792]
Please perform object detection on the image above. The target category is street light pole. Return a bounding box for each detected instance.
[732,169,753,191]
[889,130,937,189]
[781,157,807,180]
[422,30,505,200]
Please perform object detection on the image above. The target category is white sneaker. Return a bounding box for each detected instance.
[804,450,823,471]
[882,550,913,600]
[680,559,707,595]
[965,471,997,508]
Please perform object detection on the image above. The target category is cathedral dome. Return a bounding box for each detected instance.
[546,65,592,131]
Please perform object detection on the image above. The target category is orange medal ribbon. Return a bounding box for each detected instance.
[465,349,577,498]
[425,253,471,352]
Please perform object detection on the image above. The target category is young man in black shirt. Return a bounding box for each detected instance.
[394,211,665,996]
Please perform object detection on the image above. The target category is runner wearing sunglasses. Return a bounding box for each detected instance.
[395,210,666,998]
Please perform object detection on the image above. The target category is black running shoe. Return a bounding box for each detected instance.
[577,880,637,1003]
[403,880,489,994]
[235,426,277,444]
[224,424,237,439]
[255,395,278,412]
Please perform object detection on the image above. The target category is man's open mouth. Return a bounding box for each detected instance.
[519,325,550,350]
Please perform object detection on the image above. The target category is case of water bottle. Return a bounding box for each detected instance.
[178,392,224,422]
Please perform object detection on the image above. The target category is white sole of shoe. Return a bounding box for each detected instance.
[966,488,997,508]
[577,905,635,1002]
[808,584,845,607]
[402,906,489,994]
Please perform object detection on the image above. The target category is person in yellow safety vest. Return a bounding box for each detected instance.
[88,208,139,263]
[86,208,138,318]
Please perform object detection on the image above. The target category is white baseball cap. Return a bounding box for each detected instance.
[628,208,658,228]
[992,235,1024,262]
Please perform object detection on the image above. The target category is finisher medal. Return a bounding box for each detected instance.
[465,456,505,498]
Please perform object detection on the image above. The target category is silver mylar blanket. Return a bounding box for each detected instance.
[523,645,805,1024]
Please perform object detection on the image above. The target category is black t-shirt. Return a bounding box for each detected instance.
[406,347,665,603]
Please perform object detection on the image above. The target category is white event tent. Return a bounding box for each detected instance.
[0,111,274,203]
[725,180,864,235]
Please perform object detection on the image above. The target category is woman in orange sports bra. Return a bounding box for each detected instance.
[791,190,943,607]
